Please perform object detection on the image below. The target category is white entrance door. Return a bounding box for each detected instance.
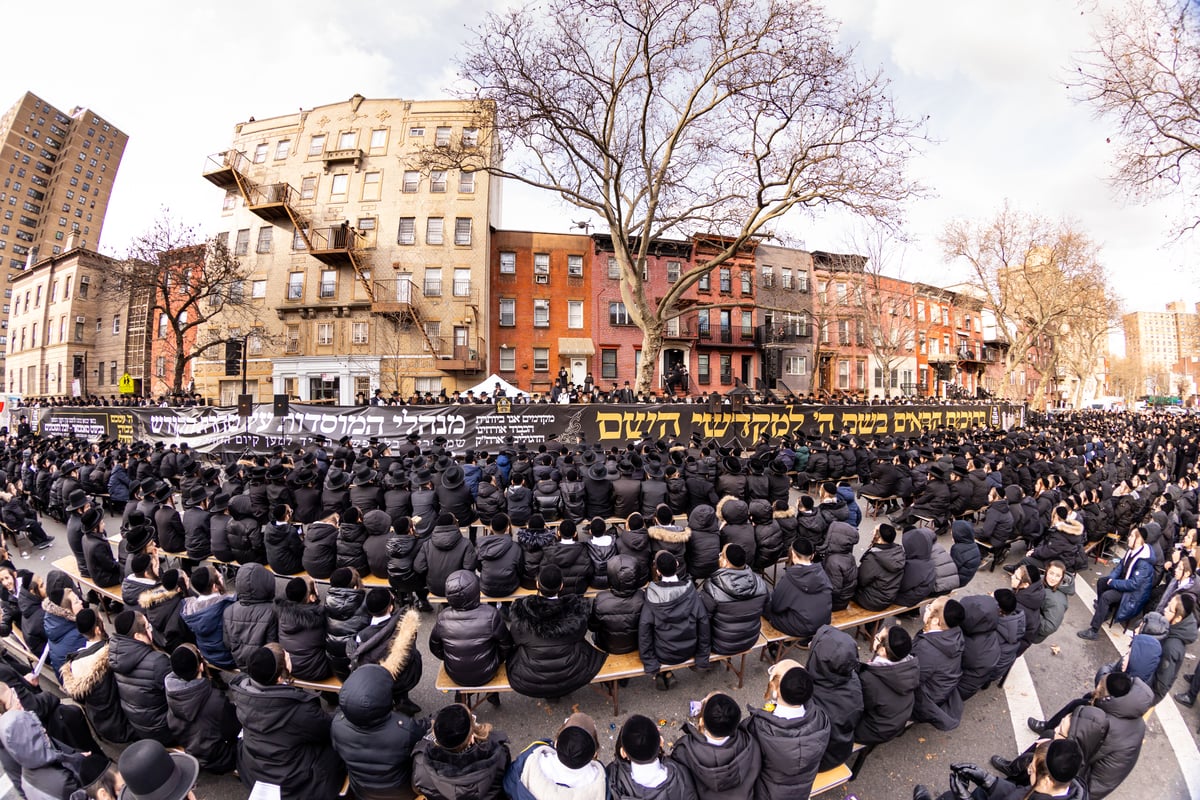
[571,359,586,385]
[397,274,412,303]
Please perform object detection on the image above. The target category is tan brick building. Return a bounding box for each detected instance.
[194,94,499,404]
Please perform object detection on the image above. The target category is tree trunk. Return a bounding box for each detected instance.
[636,325,664,396]
[172,337,186,394]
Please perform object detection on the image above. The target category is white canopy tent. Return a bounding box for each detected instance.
[463,374,527,399]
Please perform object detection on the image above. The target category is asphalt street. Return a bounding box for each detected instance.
[2,492,1196,800]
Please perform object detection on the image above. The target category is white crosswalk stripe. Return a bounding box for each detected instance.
[1002,655,1045,754]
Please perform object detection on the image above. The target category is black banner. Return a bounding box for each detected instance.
[29,402,1025,456]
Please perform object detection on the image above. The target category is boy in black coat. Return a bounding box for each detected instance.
[638,551,711,690]
[164,644,240,773]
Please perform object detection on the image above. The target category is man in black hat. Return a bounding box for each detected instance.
[348,463,383,512]
[117,739,200,800]
[64,487,93,579]
[80,506,121,590]
[436,463,476,527]
[153,482,186,555]
[1,485,53,551]
[181,485,212,561]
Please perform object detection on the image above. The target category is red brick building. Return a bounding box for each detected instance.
[147,245,206,397]
[913,284,989,399]
[489,230,593,393]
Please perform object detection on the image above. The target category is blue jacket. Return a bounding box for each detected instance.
[180,593,237,669]
[107,465,132,502]
[463,463,483,499]
[42,607,86,673]
[1107,550,1155,622]
[1123,633,1162,686]
[836,485,861,528]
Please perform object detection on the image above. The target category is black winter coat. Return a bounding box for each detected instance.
[277,599,332,681]
[210,514,235,563]
[416,524,478,597]
[165,672,240,773]
[1069,677,1153,800]
[589,556,645,655]
[957,595,1001,700]
[335,522,371,575]
[894,528,936,608]
[685,505,722,581]
[717,497,756,568]
[292,487,323,525]
[806,625,863,771]
[741,705,830,800]
[1015,581,1046,650]
[331,665,427,798]
[325,587,371,680]
[361,511,393,580]
[950,520,982,589]
[516,527,557,590]
[700,567,768,655]
[586,535,618,590]
[855,655,920,746]
[545,540,594,596]
[81,530,121,589]
[639,580,711,673]
[60,640,135,744]
[227,498,266,564]
[155,506,186,554]
[617,526,654,588]
[583,476,614,519]
[183,507,213,560]
[107,633,173,744]
[229,676,343,799]
[505,485,534,526]
[506,594,605,698]
[766,563,832,640]
[822,522,859,612]
[429,571,513,686]
[437,482,476,526]
[474,483,506,526]
[606,758,697,800]
[137,586,193,653]
[854,542,906,611]
[475,533,522,597]
[347,610,423,704]
[386,535,424,594]
[669,722,761,800]
[222,564,278,670]
[649,523,691,578]
[412,732,511,800]
[911,627,965,731]
[264,520,305,576]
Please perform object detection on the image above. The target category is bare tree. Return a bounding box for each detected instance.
[1074,0,1200,235]
[428,0,924,392]
[845,227,917,398]
[105,214,261,395]
[942,203,1115,402]
[1056,288,1121,408]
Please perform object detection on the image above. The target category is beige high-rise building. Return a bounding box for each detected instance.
[1124,302,1200,374]
[195,94,500,404]
[0,92,127,385]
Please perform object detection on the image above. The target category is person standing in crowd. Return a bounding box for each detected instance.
[741,661,830,800]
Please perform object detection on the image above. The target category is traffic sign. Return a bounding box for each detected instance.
[118,373,135,395]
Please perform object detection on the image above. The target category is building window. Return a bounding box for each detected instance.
[285,325,300,353]
[309,135,325,156]
[293,227,308,250]
[697,354,710,384]
[426,217,444,245]
[458,171,475,193]
[351,322,368,344]
[533,347,549,372]
[453,268,471,297]
[499,298,516,326]
[338,131,356,150]
[402,171,420,193]
[78,275,89,298]
[430,171,447,193]
[856,359,865,388]
[786,355,807,375]
[110,361,117,384]
[330,173,349,199]
[534,299,550,327]
[256,227,272,253]
[34,286,40,307]
[838,359,850,389]
[609,301,630,326]
[604,257,618,280]
[287,272,304,300]
[222,191,237,211]
[761,265,774,287]
[435,126,452,146]
[568,300,583,329]
[369,129,388,150]
[317,322,333,345]
[397,217,415,245]
[720,354,732,384]
[253,143,268,163]
[566,255,584,277]
[408,126,425,138]
[666,261,681,283]
[361,172,381,201]
[838,319,849,346]
[533,253,550,275]
[423,321,441,348]
[155,356,165,377]
[423,268,442,297]
[454,218,472,246]
[319,270,336,298]
[719,268,731,293]
[234,228,250,256]
[499,347,516,371]
[499,251,516,274]
[300,176,316,200]
[112,315,119,335]
[274,140,290,160]
[600,348,618,379]
[741,271,752,295]
[252,279,267,299]
[781,268,792,289]
[698,272,710,291]
[462,128,479,146]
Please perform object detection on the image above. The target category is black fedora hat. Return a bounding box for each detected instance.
[414,468,433,485]
[292,467,316,486]
[644,461,665,480]
[587,463,608,481]
[325,470,351,491]
[124,524,155,554]
[266,463,288,481]
[184,485,209,507]
[80,506,103,534]
[64,489,89,512]
[442,464,465,489]
[352,467,378,487]
[722,456,742,475]
[118,739,199,800]
[151,482,175,503]
[209,492,231,514]
[769,458,788,475]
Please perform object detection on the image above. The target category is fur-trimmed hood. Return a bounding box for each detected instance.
[137,586,183,610]
[773,508,796,520]
[1053,517,1085,538]
[60,640,109,700]
[716,495,748,525]
[648,523,691,544]
[358,608,420,679]
[508,593,589,638]
[41,598,75,621]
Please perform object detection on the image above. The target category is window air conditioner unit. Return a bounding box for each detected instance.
[534,274,549,284]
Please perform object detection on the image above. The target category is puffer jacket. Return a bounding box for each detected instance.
[639,580,711,673]
[1106,544,1156,623]
[1032,517,1089,573]
[361,510,393,580]
[992,610,1026,683]
[606,757,697,800]
[107,633,173,744]
[277,599,332,681]
[532,479,562,521]
[229,674,344,799]
[475,532,522,598]
[331,665,428,799]
[1152,612,1197,702]
[506,593,605,698]
[335,521,371,575]
[685,505,722,581]
[60,639,135,743]
[505,484,534,526]
[475,482,507,526]
[766,563,832,640]
[855,653,921,746]
[347,610,424,704]
[588,555,645,655]
[416,523,478,598]
[325,586,371,680]
[978,498,1014,546]
[911,626,965,731]
[794,508,827,552]
[774,507,799,553]
[822,522,859,611]
[740,705,830,800]
[560,477,587,523]
[299,521,338,580]
[749,499,785,572]
[618,524,654,588]
[137,586,193,653]
[669,721,761,800]
[930,535,960,594]
[180,592,237,669]
[807,625,863,770]
[429,571,513,686]
[585,531,618,590]
[894,528,936,607]
[957,595,1001,700]
[854,541,906,611]
[165,671,240,773]
[42,600,85,674]
[412,730,511,800]
[516,526,557,590]
[264,519,305,576]
[701,567,769,655]
[545,540,594,596]
[648,521,691,578]
[221,564,278,670]
[227,496,266,564]
[386,534,424,594]
[1068,677,1154,800]
[1015,580,1046,649]
[717,497,756,568]
[950,520,981,588]
[836,484,861,528]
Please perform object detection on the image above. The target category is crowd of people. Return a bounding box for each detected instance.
[0,409,1191,798]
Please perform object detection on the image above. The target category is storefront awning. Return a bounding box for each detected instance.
[558,338,596,356]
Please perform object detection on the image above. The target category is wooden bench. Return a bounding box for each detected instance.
[975,538,1012,572]
[859,495,899,517]
[198,557,390,589]
[52,556,123,604]
[427,585,599,605]
[760,600,931,664]
[812,763,852,796]
[435,635,765,716]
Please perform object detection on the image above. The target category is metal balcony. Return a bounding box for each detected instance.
[440,337,486,372]
[307,225,366,267]
[201,150,251,191]
[245,182,303,224]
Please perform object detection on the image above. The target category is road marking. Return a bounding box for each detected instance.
[1074,574,1200,799]
[1002,655,1045,753]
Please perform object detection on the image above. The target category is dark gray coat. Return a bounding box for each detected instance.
[741,705,830,800]
[806,625,863,771]
[911,626,964,731]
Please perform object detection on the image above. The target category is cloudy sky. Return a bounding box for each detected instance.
[1,0,1191,319]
